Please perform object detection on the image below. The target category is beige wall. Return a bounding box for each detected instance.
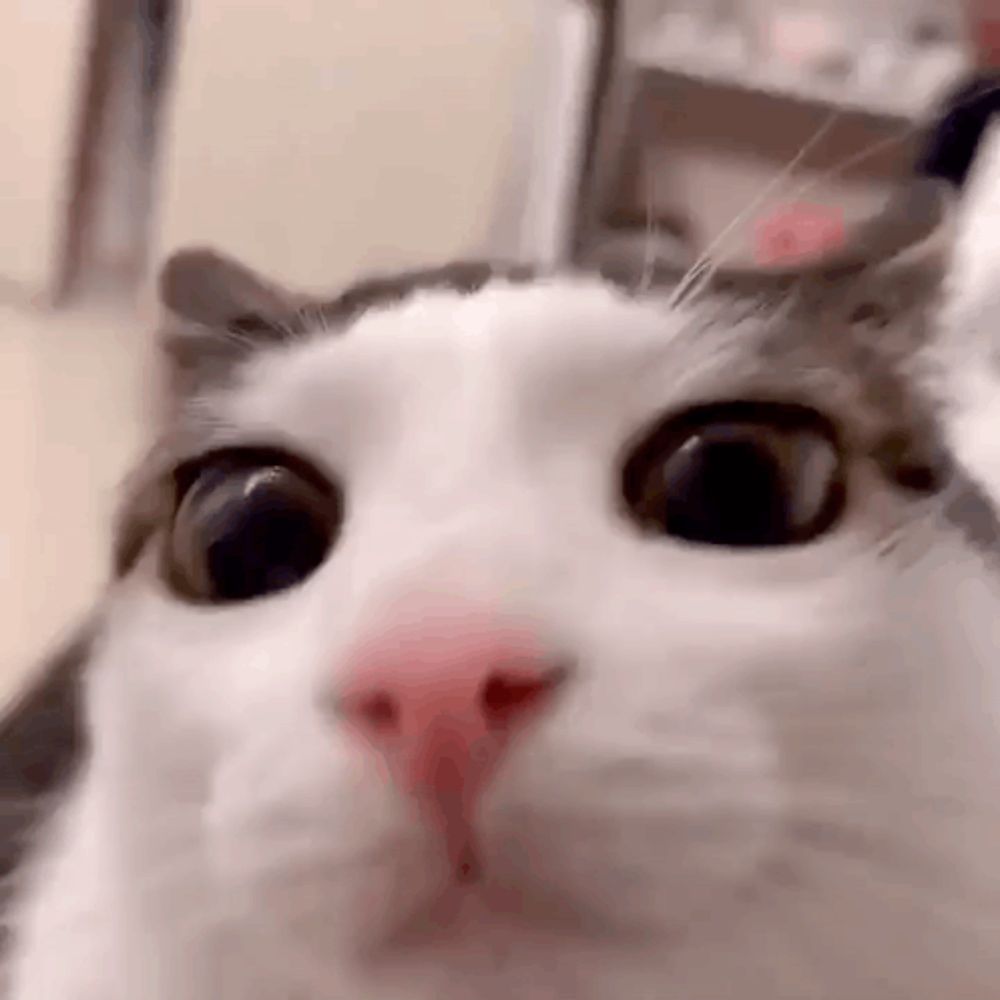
[0,2,90,302]
[0,1,544,691]
[156,0,539,291]
[0,298,153,692]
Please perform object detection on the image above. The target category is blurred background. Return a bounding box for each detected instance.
[1,0,998,695]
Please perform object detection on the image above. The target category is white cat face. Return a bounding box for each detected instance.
[88,266,1000,985]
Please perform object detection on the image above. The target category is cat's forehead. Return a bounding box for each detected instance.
[206,271,933,462]
[112,248,985,581]
[228,279,702,414]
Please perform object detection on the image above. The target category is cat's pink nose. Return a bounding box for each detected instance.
[332,614,568,875]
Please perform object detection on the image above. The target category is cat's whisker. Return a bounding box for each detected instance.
[638,142,661,295]
[217,326,259,352]
[291,302,325,340]
[762,117,953,258]
[684,79,1000,305]
[307,300,332,338]
[670,108,843,307]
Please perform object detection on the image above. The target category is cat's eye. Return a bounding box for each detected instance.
[621,402,846,548]
[166,450,341,603]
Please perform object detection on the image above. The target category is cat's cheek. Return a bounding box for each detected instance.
[202,718,448,961]
[101,562,325,733]
[488,691,786,933]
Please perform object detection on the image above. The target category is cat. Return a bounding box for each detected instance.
[5,136,1000,1000]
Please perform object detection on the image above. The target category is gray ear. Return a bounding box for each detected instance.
[672,176,955,302]
[159,247,303,329]
[814,175,954,276]
[157,247,308,400]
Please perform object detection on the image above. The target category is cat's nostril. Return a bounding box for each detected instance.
[332,620,570,752]
[341,690,401,738]
[478,664,569,728]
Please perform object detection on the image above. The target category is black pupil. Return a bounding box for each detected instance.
[623,403,843,548]
[187,467,333,602]
[660,432,788,547]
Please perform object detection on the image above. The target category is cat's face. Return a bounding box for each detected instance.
[90,225,1000,987]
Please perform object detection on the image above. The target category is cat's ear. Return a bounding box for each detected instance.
[691,176,957,302]
[818,175,955,279]
[157,247,308,400]
[159,247,303,331]
[824,176,956,322]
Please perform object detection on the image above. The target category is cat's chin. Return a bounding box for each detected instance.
[253,866,672,998]
[235,823,747,982]
[377,871,644,952]
[216,775,776,975]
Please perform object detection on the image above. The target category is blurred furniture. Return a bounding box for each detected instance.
[509,0,979,277]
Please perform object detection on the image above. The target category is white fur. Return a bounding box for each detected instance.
[8,277,1000,1000]
[938,124,1000,504]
